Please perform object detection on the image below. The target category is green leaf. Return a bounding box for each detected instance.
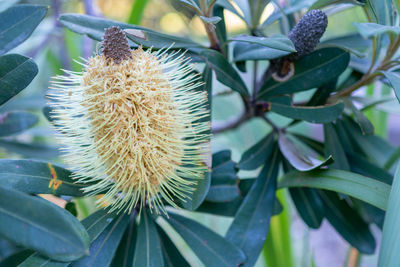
[201,49,249,96]
[0,250,32,267]
[270,101,344,124]
[18,254,69,267]
[0,111,37,137]
[133,210,164,267]
[378,163,400,266]
[200,16,222,24]
[226,147,280,267]
[323,123,350,170]
[81,209,118,242]
[279,169,390,210]
[365,0,393,26]
[238,132,277,170]
[232,41,293,62]
[71,213,130,267]
[231,35,295,52]
[289,188,324,228]
[278,133,333,171]
[178,0,201,13]
[310,0,364,10]
[354,23,400,39]
[127,0,149,24]
[0,140,60,159]
[59,14,203,50]
[0,159,86,196]
[111,215,137,267]
[381,71,400,103]
[258,48,350,100]
[318,190,376,254]
[346,100,374,135]
[167,212,245,266]
[0,54,38,106]
[0,5,47,55]
[0,186,90,261]
[348,153,393,185]
[156,225,190,267]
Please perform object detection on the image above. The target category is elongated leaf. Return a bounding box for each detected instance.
[278,133,333,171]
[258,48,350,100]
[111,215,137,267]
[310,0,364,10]
[231,35,295,52]
[289,188,324,228]
[354,23,400,39]
[0,159,85,196]
[0,250,33,267]
[206,184,240,202]
[20,209,117,266]
[279,169,390,210]
[381,71,400,103]
[0,111,37,136]
[167,212,245,266]
[201,49,249,96]
[0,186,89,261]
[318,190,376,254]
[238,132,276,170]
[0,140,60,159]
[379,163,400,266]
[226,148,279,267]
[156,225,190,267]
[346,100,374,135]
[324,123,350,170]
[348,153,393,185]
[71,213,130,267]
[232,41,293,62]
[365,0,393,26]
[59,14,203,50]
[270,102,344,124]
[0,54,38,106]
[0,5,47,55]
[133,210,163,267]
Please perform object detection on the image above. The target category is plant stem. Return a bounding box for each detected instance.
[252,61,258,101]
[199,0,220,50]
[211,112,250,133]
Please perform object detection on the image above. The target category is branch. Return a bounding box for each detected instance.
[212,112,249,134]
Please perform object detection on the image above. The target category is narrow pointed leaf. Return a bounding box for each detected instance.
[289,188,324,229]
[318,190,376,254]
[21,209,117,266]
[0,111,37,137]
[278,133,333,171]
[324,123,350,170]
[238,132,277,170]
[0,5,47,55]
[132,210,164,267]
[111,215,137,267]
[201,49,249,96]
[59,14,203,49]
[167,212,245,266]
[0,54,38,106]
[156,225,190,267]
[0,186,90,261]
[381,71,400,103]
[379,163,400,266]
[0,140,60,159]
[270,102,344,123]
[232,41,293,62]
[279,169,390,210]
[258,48,350,100]
[0,159,86,196]
[71,213,130,267]
[231,35,295,52]
[225,148,279,267]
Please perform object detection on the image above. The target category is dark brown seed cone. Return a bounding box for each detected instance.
[102,26,132,64]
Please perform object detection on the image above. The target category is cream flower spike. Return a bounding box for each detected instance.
[49,26,210,215]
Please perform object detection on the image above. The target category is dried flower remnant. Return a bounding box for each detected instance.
[49,26,210,214]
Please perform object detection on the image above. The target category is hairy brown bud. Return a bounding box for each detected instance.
[102,26,132,64]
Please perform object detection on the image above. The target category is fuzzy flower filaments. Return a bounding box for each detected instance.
[49,27,210,214]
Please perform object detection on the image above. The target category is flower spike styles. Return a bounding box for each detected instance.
[49,26,210,215]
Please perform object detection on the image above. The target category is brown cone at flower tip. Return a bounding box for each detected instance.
[102,26,132,64]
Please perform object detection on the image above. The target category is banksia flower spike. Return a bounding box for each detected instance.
[271,10,328,80]
[49,26,210,215]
